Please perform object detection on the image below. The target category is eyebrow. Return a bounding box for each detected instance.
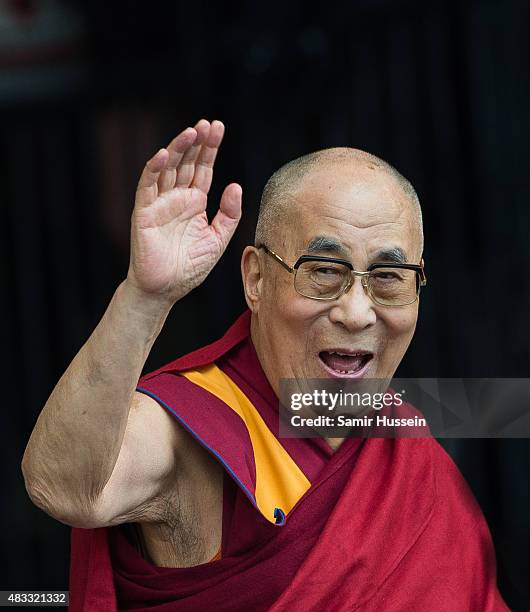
[305,237,408,264]
[372,247,408,264]
[305,236,349,257]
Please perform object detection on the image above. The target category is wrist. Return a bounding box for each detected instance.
[119,278,175,319]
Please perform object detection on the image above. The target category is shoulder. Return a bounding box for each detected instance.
[138,309,251,384]
[424,439,493,535]
[391,437,488,526]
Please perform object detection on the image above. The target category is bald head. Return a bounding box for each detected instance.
[255,147,424,257]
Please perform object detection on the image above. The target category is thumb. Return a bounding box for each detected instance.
[211,183,242,247]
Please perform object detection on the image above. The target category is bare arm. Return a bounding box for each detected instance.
[21,119,242,528]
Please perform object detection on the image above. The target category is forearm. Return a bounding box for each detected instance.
[22,279,173,522]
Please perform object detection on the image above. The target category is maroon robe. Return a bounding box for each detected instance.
[69,310,508,611]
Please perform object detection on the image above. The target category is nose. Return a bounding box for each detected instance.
[328,275,377,331]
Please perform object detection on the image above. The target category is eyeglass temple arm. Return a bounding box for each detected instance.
[259,245,294,273]
[419,258,427,285]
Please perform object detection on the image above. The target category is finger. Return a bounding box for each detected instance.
[190,120,225,194]
[158,127,198,193]
[175,119,211,188]
[135,148,169,208]
[211,183,242,248]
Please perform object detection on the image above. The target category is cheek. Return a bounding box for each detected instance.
[260,284,329,357]
[282,297,328,325]
[379,306,418,350]
[264,272,326,324]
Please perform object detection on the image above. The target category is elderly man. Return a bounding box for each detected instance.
[22,119,507,611]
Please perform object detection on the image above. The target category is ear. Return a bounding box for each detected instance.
[241,246,263,312]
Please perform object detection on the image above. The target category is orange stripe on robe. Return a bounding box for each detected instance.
[69,310,509,611]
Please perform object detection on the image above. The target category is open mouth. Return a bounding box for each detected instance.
[318,350,373,377]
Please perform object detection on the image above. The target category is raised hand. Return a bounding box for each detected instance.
[127,119,242,303]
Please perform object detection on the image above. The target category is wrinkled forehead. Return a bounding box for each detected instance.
[282,163,420,262]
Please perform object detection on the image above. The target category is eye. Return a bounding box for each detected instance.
[315,267,341,276]
[372,270,402,281]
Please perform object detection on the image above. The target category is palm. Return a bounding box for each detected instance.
[128,120,242,301]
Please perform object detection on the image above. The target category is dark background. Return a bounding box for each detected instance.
[1,0,528,609]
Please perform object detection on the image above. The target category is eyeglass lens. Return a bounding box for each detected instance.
[294,261,419,305]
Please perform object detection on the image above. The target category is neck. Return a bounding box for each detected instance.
[250,313,279,397]
[325,437,345,451]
